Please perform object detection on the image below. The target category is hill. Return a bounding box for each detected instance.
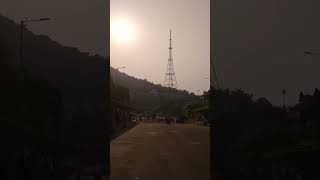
[110,67,197,111]
[0,14,108,159]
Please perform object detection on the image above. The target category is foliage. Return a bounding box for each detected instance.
[110,67,196,111]
[0,15,109,175]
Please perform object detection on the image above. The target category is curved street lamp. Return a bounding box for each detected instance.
[115,66,126,85]
[20,18,51,70]
[304,49,320,56]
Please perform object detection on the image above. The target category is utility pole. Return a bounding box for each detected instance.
[115,66,125,86]
[210,56,220,90]
[282,89,286,110]
[19,20,24,70]
[19,18,51,71]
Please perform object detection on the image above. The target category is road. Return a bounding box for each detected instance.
[110,122,210,180]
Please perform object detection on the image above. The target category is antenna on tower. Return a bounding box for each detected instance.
[163,29,178,89]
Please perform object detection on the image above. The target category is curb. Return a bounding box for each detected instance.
[110,122,138,142]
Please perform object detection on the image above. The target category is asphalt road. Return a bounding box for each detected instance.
[110,122,210,180]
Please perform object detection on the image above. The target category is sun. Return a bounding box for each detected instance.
[111,19,136,44]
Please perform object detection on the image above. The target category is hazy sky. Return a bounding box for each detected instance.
[213,0,320,105]
[0,0,209,94]
[4,0,317,105]
[0,0,108,56]
[111,0,210,94]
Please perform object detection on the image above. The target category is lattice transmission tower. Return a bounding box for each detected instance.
[163,29,178,89]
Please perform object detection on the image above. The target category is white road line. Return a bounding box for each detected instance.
[189,141,201,145]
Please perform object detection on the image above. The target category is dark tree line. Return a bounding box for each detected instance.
[0,38,65,179]
[0,14,109,179]
[211,87,320,179]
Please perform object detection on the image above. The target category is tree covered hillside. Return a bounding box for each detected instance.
[0,14,108,157]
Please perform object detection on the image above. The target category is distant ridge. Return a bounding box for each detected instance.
[110,67,196,111]
[110,67,194,95]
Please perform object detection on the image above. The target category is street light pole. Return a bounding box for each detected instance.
[304,49,320,56]
[115,66,126,86]
[282,89,286,110]
[19,18,51,71]
[19,20,24,70]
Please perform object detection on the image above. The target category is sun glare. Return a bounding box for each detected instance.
[111,19,136,44]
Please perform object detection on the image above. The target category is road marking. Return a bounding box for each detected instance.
[112,141,145,145]
[168,130,178,133]
[147,132,157,135]
[113,141,132,144]
[189,141,201,145]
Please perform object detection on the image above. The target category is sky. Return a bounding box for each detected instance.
[111,0,210,94]
[0,0,209,95]
[0,0,109,56]
[3,0,318,105]
[213,0,320,105]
